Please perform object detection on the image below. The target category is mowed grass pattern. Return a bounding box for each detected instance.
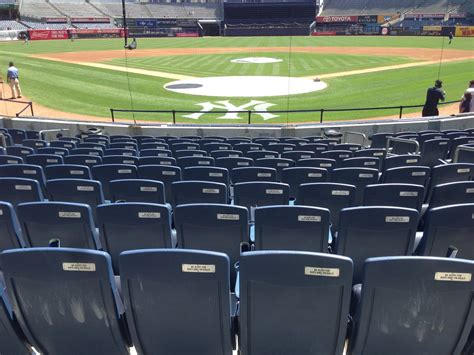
[0,36,472,123]
[107,52,413,77]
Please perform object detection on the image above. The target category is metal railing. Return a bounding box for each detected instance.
[0,98,35,117]
[110,100,460,124]
[386,137,420,154]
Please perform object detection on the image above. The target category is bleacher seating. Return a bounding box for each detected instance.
[0,128,473,353]
[0,20,28,31]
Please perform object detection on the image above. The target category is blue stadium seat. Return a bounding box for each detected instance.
[108,142,138,151]
[37,147,69,156]
[45,164,91,180]
[22,139,47,150]
[0,202,25,251]
[171,181,228,207]
[234,182,289,219]
[177,156,215,169]
[64,154,102,168]
[363,183,425,212]
[120,249,233,355]
[267,143,296,155]
[281,167,329,198]
[138,165,182,203]
[216,157,253,171]
[426,163,474,202]
[334,143,362,152]
[296,157,336,170]
[97,202,173,273]
[17,202,99,249]
[0,155,23,165]
[253,138,279,148]
[321,150,354,167]
[77,142,106,152]
[300,143,329,155]
[331,167,379,205]
[7,129,26,144]
[281,150,316,161]
[254,205,330,252]
[296,182,356,233]
[174,149,207,159]
[91,164,138,200]
[417,203,474,259]
[448,136,474,160]
[102,155,139,166]
[369,132,393,148]
[170,142,200,153]
[0,177,43,208]
[0,288,32,355]
[139,142,169,151]
[238,251,352,355]
[245,150,279,160]
[109,179,165,204]
[46,179,104,223]
[231,167,277,184]
[335,206,419,283]
[0,248,130,354]
[104,148,137,157]
[234,142,263,154]
[6,146,34,160]
[57,136,81,144]
[341,157,380,170]
[26,154,63,168]
[174,203,248,287]
[380,165,431,188]
[348,256,474,355]
[110,134,133,142]
[183,166,229,186]
[354,148,387,159]
[429,181,474,209]
[138,156,176,166]
[210,150,244,159]
[419,138,450,167]
[139,148,173,157]
[227,138,251,146]
[255,158,294,181]
[70,147,103,157]
[383,154,421,171]
[285,138,310,147]
[202,142,232,154]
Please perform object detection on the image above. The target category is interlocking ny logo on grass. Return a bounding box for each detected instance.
[184,100,279,121]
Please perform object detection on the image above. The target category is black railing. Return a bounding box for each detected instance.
[0,98,35,117]
[108,99,457,124]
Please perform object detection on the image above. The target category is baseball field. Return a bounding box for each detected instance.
[0,35,473,124]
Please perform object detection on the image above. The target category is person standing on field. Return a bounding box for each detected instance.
[7,62,22,99]
[422,80,445,117]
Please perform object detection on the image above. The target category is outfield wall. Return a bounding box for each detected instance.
[1,114,473,141]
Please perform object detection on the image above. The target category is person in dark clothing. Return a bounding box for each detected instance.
[125,37,137,50]
[422,80,446,117]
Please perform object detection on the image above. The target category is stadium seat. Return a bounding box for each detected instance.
[108,142,138,151]
[26,154,64,168]
[58,137,81,144]
[0,202,25,251]
[297,182,356,233]
[109,179,165,204]
[77,142,106,152]
[17,202,99,249]
[64,154,102,168]
[171,181,228,207]
[331,167,379,205]
[177,156,215,169]
[46,179,104,223]
[334,143,362,151]
[448,136,474,160]
[0,178,43,208]
[22,139,47,150]
[335,206,419,283]
[202,142,232,154]
[369,132,393,148]
[296,157,336,170]
[170,142,200,153]
[210,150,244,159]
[119,249,233,355]
[245,150,279,160]
[285,138,310,147]
[139,156,176,166]
[0,248,130,354]
[44,164,91,180]
[253,138,279,148]
[70,148,104,157]
[281,150,316,161]
[354,148,387,160]
[254,205,330,252]
[281,167,329,198]
[216,157,253,171]
[419,138,450,167]
[102,155,139,166]
[267,143,296,154]
[321,150,354,167]
[383,154,421,171]
[138,165,182,203]
[426,163,474,202]
[0,155,23,165]
[234,182,289,219]
[227,138,251,146]
[183,166,229,186]
[6,129,26,144]
[139,142,169,151]
[37,147,69,156]
[348,256,474,355]
[110,134,132,142]
[104,148,137,157]
[255,158,294,181]
[91,164,138,200]
[174,203,248,287]
[363,183,425,212]
[0,288,32,355]
[234,142,263,154]
[300,143,329,155]
[174,149,207,159]
[139,148,173,157]
[381,166,431,191]
[238,251,352,355]
[428,181,474,209]
[417,203,474,259]
[6,146,34,160]
[231,167,277,184]
[97,202,173,273]
[341,157,380,170]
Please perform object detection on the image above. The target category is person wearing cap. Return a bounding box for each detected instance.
[422,79,445,117]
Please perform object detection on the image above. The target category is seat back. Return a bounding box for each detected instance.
[120,249,232,355]
[97,203,173,273]
[296,157,336,170]
[341,157,380,170]
[281,167,329,199]
[429,181,474,209]
[91,164,138,200]
[183,166,229,186]
[234,182,290,216]
[138,157,175,167]
[109,179,165,204]
[336,206,419,283]
[171,181,228,208]
[37,147,69,157]
[215,157,253,171]
[349,256,474,355]
[420,138,450,167]
[381,166,431,188]
[0,290,31,355]
[255,158,294,181]
[419,203,474,259]
[239,251,353,355]
[426,163,474,202]
[177,156,214,169]
[0,202,24,251]
[6,146,34,160]
[64,154,102,168]
[138,165,182,203]
[383,154,421,171]
[0,155,23,165]
[0,248,130,355]
[331,168,379,205]
[254,205,330,252]
[45,164,91,180]
[102,155,139,166]
[231,167,277,184]
[364,183,424,212]
[0,164,46,194]
[17,202,98,249]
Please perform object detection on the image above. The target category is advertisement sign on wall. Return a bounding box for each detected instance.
[316,16,358,23]
[28,29,69,40]
[455,26,474,37]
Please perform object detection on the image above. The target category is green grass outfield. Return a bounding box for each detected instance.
[0,36,472,124]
